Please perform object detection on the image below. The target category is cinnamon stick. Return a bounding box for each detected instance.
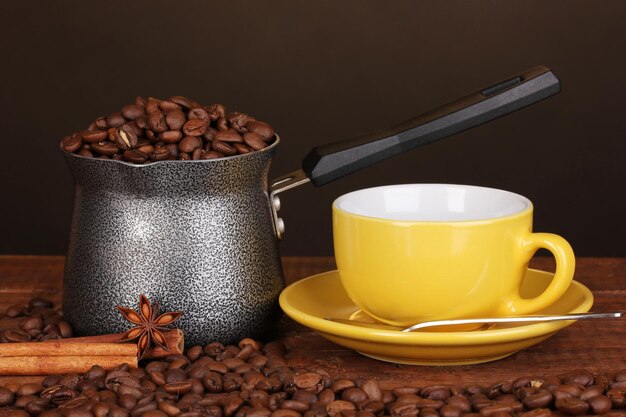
[0,341,137,375]
[0,356,137,376]
[0,330,183,375]
[60,329,185,359]
[0,341,137,357]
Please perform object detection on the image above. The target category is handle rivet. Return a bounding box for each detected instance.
[272,195,281,211]
[277,218,285,235]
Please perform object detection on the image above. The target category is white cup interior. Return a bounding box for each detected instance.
[333,184,532,221]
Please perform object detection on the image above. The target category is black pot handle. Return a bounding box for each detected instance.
[301,65,559,186]
[269,66,560,239]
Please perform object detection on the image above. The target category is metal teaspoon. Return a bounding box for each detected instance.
[325,312,623,332]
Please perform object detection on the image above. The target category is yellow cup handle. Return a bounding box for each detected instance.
[506,233,575,315]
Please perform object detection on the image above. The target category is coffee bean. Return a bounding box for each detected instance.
[110,406,131,417]
[115,125,138,150]
[607,389,626,408]
[589,395,613,414]
[17,382,43,396]
[182,119,208,136]
[612,381,626,390]
[122,104,145,120]
[522,391,553,409]
[556,396,589,415]
[169,96,194,109]
[168,357,190,370]
[118,394,137,410]
[233,143,252,154]
[212,140,237,156]
[156,130,182,144]
[95,116,109,129]
[280,400,309,413]
[150,146,171,161]
[554,384,583,400]
[246,121,274,140]
[137,143,155,155]
[57,321,73,338]
[77,148,94,158]
[479,404,513,416]
[581,385,605,401]
[19,316,43,331]
[187,148,201,160]
[148,112,167,133]
[248,407,272,417]
[214,116,228,131]
[156,400,180,416]
[136,116,147,129]
[207,103,226,118]
[159,100,181,112]
[387,401,417,415]
[328,401,356,416]
[40,411,63,417]
[81,129,109,143]
[164,381,193,395]
[422,386,451,401]
[107,112,126,128]
[445,396,471,413]
[562,370,594,386]
[146,98,161,114]
[223,395,245,416]
[123,149,148,164]
[61,135,83,152]
[0,387,14,406]
[439,405,462,417]
[243,132,268,150]
[165,368,187,384]
[179,136,203,153]
[7,411,31,417]
[91,141,120,156]
[91,402,111,417]
[518,410,552,417]
[202,151,225,159]
[342,388,368,403]
[189,108,210,122]
[227,112,248,131]
[215,129,243,143]
[4,303,26,317]
[419,409,438,417]
[131,401,158,417]
[191,148,204,161]
[4,328,31,342]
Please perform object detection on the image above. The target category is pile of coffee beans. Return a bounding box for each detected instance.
[2,300,626,417]
[1,342,626,417]
[60,97,276,163]
[0,298,72,343]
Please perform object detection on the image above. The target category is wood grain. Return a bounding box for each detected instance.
[0,255,624,388]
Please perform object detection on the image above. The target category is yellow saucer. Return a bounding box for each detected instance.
[279,269,593,365]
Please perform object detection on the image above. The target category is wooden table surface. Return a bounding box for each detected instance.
[0,255,625,389]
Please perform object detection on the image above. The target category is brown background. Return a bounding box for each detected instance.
[0,1,625,257]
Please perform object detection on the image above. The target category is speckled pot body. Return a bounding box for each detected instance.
[62,141,284,346]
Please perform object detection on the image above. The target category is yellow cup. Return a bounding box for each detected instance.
[332,184,575,327]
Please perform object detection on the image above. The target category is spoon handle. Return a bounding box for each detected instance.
[401,311,623,332]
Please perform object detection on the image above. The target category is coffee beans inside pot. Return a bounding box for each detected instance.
[60,96,277,163]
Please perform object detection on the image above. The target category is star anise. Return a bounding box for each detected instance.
[116,294,183,359]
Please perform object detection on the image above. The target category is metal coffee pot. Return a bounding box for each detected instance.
[63,66,559,346]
